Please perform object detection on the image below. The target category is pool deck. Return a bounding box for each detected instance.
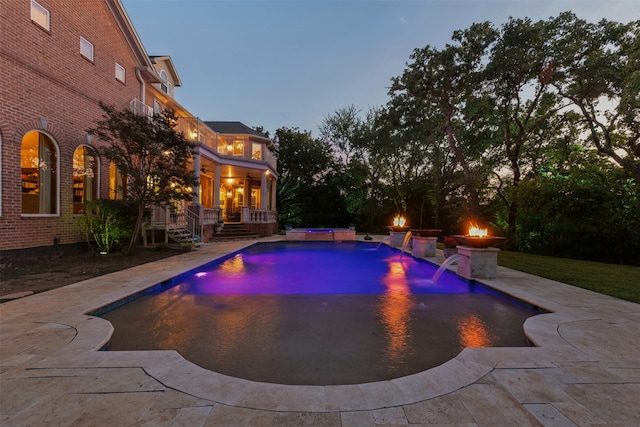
[1,235,639,426]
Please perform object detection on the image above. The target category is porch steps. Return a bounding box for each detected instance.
[210,223,260,241]
[168,227,201,245]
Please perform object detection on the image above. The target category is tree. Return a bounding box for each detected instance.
[88,103,198,254]
[273,127,346,227]
[483,17,569,246]
[390,22,499,221]
[551,14,640,185]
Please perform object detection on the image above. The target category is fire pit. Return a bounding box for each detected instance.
[388,215,410,247]
[453,223,505,279]
[410,229,441,237]
[388,215,409,232]
[452,235,505,248]
[453,223,504,248]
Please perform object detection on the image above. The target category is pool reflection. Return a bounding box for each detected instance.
[378,261,415,367]
[456,313,495,351]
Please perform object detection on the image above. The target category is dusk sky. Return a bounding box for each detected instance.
[121,0,639,137]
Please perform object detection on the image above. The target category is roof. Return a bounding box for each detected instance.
[204,121,269,139]
[149,56,182,87]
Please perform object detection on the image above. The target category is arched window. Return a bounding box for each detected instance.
[21,131,58,214]
[160,70,169,94]
[109,162,126,200]
[72,146,98,214]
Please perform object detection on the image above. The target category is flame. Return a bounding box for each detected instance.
[393,215,406,227]
[468,223,488,237]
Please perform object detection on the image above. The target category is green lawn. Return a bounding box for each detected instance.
[497,251,640,304]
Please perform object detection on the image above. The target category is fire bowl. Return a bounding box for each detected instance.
[388,226,410,232]
[410,229,442,237]
[453,235,506,248]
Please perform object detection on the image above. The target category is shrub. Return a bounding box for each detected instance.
[79,199,137,254]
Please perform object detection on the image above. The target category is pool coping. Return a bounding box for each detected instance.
[2,236,639,424]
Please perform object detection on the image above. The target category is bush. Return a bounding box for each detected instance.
[78,199,138,254]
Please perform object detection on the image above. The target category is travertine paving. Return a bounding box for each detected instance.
[1,236,639,426]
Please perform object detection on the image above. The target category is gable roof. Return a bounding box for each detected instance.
[106,0,161,83]
[205,121,268,139]
[149,55,182,87]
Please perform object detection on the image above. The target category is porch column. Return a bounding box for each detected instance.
[261,171,268,210]
[192,150,201,205]
[270,176,277,211]
[243,177,250,207]
[213,164,221,208]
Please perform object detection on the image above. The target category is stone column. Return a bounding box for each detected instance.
[456,246,500,279]
[389,230,410,248]
[412,236,438,257]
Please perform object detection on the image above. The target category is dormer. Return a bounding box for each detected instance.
[150,55,182,98]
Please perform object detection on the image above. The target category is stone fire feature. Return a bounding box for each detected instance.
[456,246,500,279]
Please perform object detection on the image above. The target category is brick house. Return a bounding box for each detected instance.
[1,0,278,255]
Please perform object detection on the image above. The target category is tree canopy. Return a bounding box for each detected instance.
[274,12,639,264]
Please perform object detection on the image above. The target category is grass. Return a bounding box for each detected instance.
[498,251,640,304]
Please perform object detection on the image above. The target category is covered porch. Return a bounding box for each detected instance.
[144,118,279,245]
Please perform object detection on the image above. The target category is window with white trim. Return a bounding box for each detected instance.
[80,37,94,61]
[72,146,99,214]
[115,63,125,82]
[31,0,50,31]
[21,131,59,215]
[159,70,172,96]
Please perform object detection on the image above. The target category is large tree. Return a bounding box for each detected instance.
[390,22,499,222]
[273,127,346,227]
[88,103,198,253]
[482,17,570,245]
[550,13,640,184]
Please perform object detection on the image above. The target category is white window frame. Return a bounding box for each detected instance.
[80,37,94,61]
[31,0,50,31]
[21,131,61,217]
[159,70,169,94]
[115,63,126,82]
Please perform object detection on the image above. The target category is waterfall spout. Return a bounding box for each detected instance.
[400,230,413,258]
[431,254,461,283]
[375,235,391,250]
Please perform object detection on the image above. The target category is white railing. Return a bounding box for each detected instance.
[147,203,202,243]
[202,207,222,224]
[244,209,277,223]
[129,98,153,117]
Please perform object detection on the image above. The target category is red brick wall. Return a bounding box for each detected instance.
[1,0,143,251]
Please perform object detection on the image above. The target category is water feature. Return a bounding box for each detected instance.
[100,242,538,386]
[375,235,390,250]
[399,230,413,258]
[431,254,461,284]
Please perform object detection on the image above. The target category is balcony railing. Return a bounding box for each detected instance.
[130,101,277,172]
[129,98,153,117]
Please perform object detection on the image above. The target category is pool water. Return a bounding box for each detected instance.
[101,241,538,385]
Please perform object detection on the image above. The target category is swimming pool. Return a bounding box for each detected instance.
[101,241,538,385]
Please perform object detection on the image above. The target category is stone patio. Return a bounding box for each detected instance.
[1,235,639,426]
